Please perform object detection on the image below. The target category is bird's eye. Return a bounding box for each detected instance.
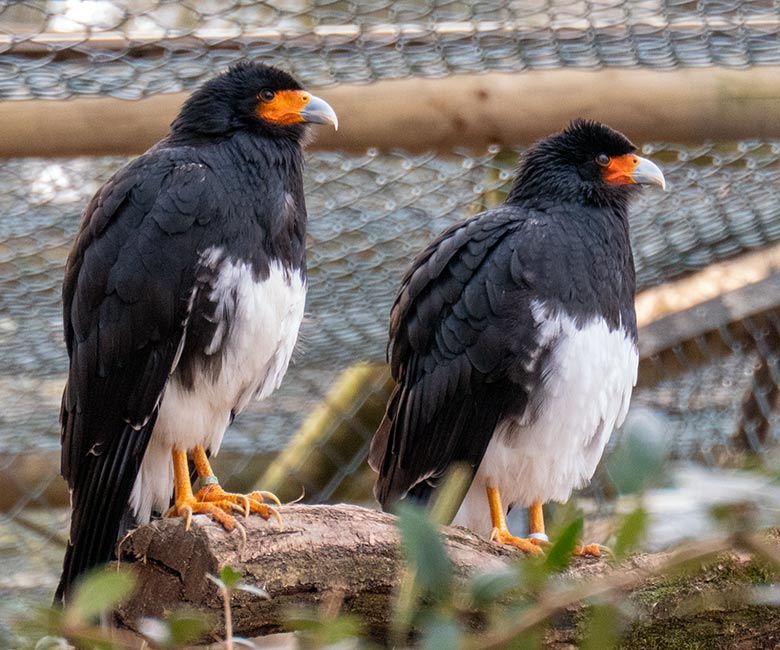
[258,89,275,102]
[595,153,611,167]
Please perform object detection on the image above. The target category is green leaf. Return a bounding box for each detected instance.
[420,614,462,650]
[320,615,363,643]
[235,583,270,599]
[15,605,64,642]
[580,603,620,650]
[67,567,135,625]
[430,463,472,526]
[544,517,582,574]
[167,609,212,645]
[468,567,520,608]
[33,637,70,650]
[138,611,209,648]
[285,609,362,645]
[284,612,321,633]
[396,502,453,596]
[219,565,243,590]
[606,413,667,495]
[612,506,648,560]
[504,625,543,650]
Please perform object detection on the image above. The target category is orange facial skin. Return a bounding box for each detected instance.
[602,152,642,185]
[257,89,313,125]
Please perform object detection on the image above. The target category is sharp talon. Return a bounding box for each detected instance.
[491,528,546,555]
[220,519,235,532]
[171,482,283,532]
[289,487,306,505]
[268,505,283,530]
[256,491,282,507]
[235,520,247,545]
[574,543,606,557]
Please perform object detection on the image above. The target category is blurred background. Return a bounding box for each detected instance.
[1,0,780,640]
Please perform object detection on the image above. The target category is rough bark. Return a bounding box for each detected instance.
[115,504,515,640]
[114,504,780,648]
[3,68,780,157]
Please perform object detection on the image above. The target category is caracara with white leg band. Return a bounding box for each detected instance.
[370,120,665,555]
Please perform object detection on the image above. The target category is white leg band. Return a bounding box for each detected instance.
[528,532,549,542]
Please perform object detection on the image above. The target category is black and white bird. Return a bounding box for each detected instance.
[370,120,664,553]
[56,62,337,602]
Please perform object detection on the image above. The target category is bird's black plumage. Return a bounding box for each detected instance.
[370,120,657,515]
[57,62,334,602]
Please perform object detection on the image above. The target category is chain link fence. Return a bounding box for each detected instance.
[2,0,780,641]
[2,0,780,100]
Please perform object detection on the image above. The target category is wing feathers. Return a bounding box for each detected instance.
[57,157,211,603]
[373,208,537,509]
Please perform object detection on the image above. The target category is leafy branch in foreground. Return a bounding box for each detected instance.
[12,427,780,649]
[204,566,270,650]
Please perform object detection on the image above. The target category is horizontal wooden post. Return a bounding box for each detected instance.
[1,67,780,157]
[639,273,780,359]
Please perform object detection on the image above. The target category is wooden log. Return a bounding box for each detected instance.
[2,67,780,157]
[114,504,516,640]
[114,504,780,648]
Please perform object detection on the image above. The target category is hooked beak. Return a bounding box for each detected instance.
[629,156,666,190]
[299,95,339,130]
[603,153,666,191]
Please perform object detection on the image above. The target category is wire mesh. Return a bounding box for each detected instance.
[4,141,780,633]
[3,143,780,453]
[2,0,780,99]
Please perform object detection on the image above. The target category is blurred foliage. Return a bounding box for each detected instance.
[9,433,780,649]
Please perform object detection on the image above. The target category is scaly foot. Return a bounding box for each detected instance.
[573,543,608,557]
[168,484,282,532]
[490,527,547,555]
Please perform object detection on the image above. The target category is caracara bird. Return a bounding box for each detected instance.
[56,62,337,602]
[370,120,664,553]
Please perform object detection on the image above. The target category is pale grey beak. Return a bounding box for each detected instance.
[300,95,338,130]
[630,156,666,190]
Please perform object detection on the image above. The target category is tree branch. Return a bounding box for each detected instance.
[114,504,780,648]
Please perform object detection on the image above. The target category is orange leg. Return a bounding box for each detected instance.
[485,487,603,557]
[168,446,282,531]
[487,486,545,554]
[526,498,603,557]
[530,497,602,557]
[528,500,548,542]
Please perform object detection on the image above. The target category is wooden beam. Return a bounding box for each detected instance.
[1,67,780,157]
[639,272,780,359]
[635,243,780,329]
